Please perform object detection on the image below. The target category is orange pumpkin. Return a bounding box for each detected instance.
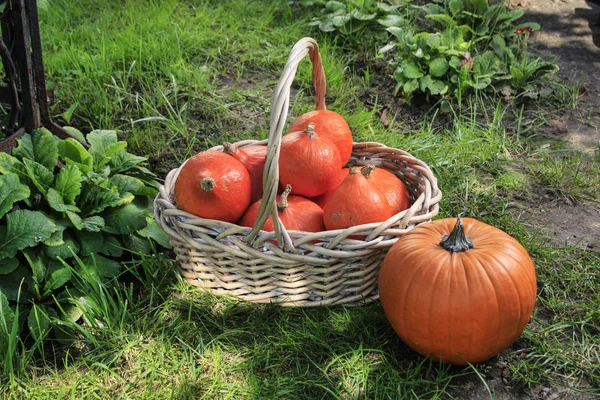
[378,217,537,365]
[174,150,251,223]
[288,109,353,167]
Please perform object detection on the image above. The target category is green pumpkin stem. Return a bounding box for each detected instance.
[439,217,474,253]
[277,184,292,212]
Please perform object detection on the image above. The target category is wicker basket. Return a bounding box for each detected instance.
[154,37,442,307]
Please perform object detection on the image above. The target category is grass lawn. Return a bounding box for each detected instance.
[1,0,599,398]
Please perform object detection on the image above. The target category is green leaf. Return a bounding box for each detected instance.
[0,264,34,302]
[101,234,123,258]
[403,78,419,94]
[0,257,19,275]
[47,188,81,213]
[470,77,492,89]
[377,14,404,27]
[83,254,121,280]
[21,248,47,284]
[137,217,172,249]
[12,128,58,170]
[77,184,123,216]
[57,138,93,174]
[75,231,104,256]
[123,234,153,254]
[109,174,146,195]
[402,62,424,79]
[0,173,30,219]
[0,152,28,181]
[428,57,449,78]
[102,203,148,235]
[473,51,500,77]
[44,232,80,260]
[28,304,50,342]
[23,158,54,195]
[425,13,457,29]
[62,126,87,144]
[419,75,448,95]
[0,210,59,259]
[0,291,15,336]
[87,130,127,166]
[43,267,72,296]
[43,222,67,246]
[326,1,346,12]
[54,165,82,205]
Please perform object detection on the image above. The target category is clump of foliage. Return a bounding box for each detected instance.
[296,0,414,42]
[380,0,559,100]
[0,128,169,356]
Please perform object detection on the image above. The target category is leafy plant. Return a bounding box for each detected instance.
[380,0,558,101]
[0,127,170,359]
[298,0,413,41]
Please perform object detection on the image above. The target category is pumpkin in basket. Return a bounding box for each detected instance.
[223,142,267,203]
[239,184,324,233]
[174,150,251,223]
[323,165,392,233]
[288,109,353,167]
[279,123,342,197]
[378,217,537,365]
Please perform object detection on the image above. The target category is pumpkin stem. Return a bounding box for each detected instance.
[304,123,316,139]
[349,166,360,175]
[277,184,292,212]
[361,164,376,179]
[439,217,474,253]
[200,177,216,192]
[222,142,235,155]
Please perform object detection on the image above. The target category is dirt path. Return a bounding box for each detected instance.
[508,0,600,251]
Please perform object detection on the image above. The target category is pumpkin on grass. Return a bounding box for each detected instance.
[174,150,251,223]
[378,217,537,365]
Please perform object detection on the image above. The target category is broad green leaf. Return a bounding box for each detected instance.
[0,173,30,219]
[83,254,121,280]
[378,43,396,54]
[0,291,14,335]
[473,51,500,77]
[402,62,424,79]
[465,0,488,15]
[137,217,172,249]
[101,234,123,258]
[0,210,58,259]
[54,165,82,205]
[23,158,54,194]
[425,13,457,29]
[75,231,104,256]
[332,13,352,27]
[43,222,67,246]
[0,257,19,275]
[429,57,449,78]
[87,130,127,159]
[419,75,447,95]
[47,188,81,213]
[62,126,87,144]
[0,153,32,194]
[44,232,80,260]
[386,26,405,40]
[403,78,419,94]
[43,267,72,296]
[109,174,146,195]
[77,184,123,216]
[377,14,404,27]
[317,19,335,32]
[21,248,47,283]
[27,129,59,169]
[326,1,346,12]
[0,264,34,302]
[57,138,93,173]
[28,304,50,342]
[123,234,153,254]
[102,203,147,235]
[470,77,492,89]
[351,9,376,21]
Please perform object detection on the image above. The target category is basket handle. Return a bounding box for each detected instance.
[244,37,326,249]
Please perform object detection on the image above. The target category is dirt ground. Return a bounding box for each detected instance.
[510,0,600,251]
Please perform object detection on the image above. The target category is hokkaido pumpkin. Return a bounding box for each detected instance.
[279,123,341,197]
[223,142,267,203]
[323,165,392,233]
[174,150,251,223]
[311,168,348,209]
[239,185,324,233]
[378,217,537,365]
[368,168,410,214]
[288,110,353,167]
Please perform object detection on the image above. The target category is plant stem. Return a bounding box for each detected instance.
[439,217,474,253]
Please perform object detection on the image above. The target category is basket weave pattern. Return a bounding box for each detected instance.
[154,38,442,306]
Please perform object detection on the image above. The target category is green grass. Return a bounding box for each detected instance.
[1,0,600,398]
